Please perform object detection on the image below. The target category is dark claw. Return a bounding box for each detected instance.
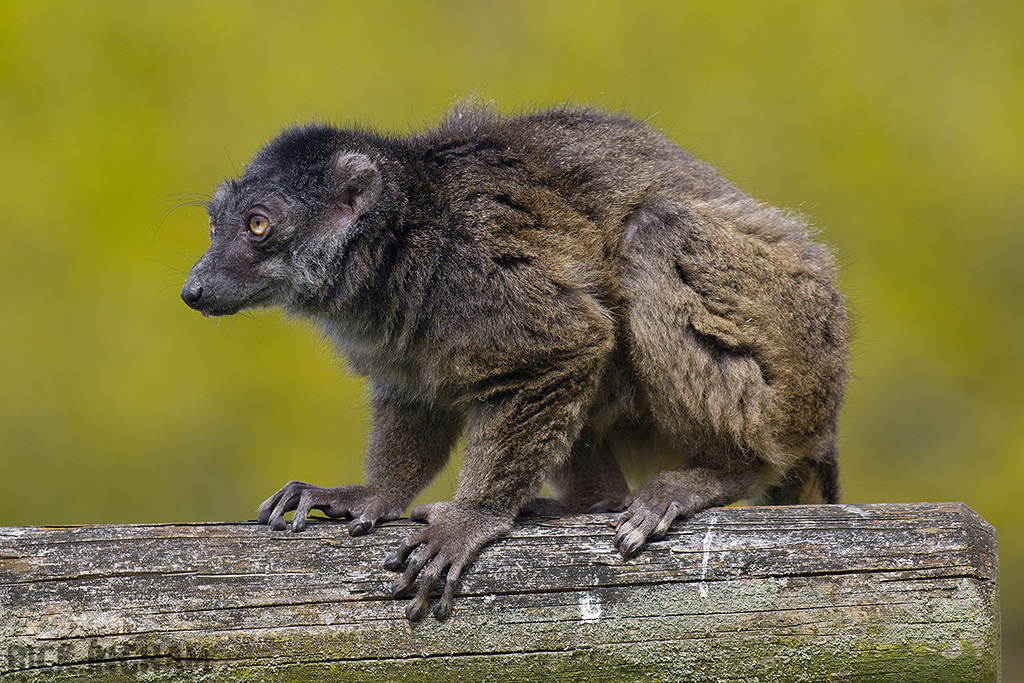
[649,501,685,541]
[405,602,425,622]
[391,544,428,595]
[390,575,413,597]
[617,536,642,558]
[614,511,652,558]
[348,516,373,536]
[434,579,457,621]
[384,533,423,573]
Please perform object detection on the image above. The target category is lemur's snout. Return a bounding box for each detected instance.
[180,280,203,309]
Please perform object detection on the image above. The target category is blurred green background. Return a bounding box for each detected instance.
[1,0,1021,674]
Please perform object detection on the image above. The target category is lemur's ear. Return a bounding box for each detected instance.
[334,152,382,218]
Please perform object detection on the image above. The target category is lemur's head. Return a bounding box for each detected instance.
[181,126,382,317]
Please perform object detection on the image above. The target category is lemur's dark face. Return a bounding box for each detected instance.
[181,128,382,317]
[181,177,300,317]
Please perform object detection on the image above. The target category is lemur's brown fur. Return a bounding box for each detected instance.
[182,104,848,621]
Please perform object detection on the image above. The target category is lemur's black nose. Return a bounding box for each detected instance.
[181,281,203,308]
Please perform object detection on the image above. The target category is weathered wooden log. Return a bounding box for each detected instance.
[0,503,998,682]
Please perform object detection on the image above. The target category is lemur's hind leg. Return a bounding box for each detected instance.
[519,433,630,516]
[614,460,760,557]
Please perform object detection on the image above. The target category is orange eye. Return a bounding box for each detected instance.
[208,217,216,237]
[248,214,270,237]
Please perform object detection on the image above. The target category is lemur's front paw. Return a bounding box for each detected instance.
[256,481,402,534]
[384,502,512,621]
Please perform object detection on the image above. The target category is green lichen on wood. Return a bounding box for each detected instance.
[0,637,997,683]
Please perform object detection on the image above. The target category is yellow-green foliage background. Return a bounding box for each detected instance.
[2,0,1021,673]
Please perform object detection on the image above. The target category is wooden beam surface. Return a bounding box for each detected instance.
[0,503,999,682]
